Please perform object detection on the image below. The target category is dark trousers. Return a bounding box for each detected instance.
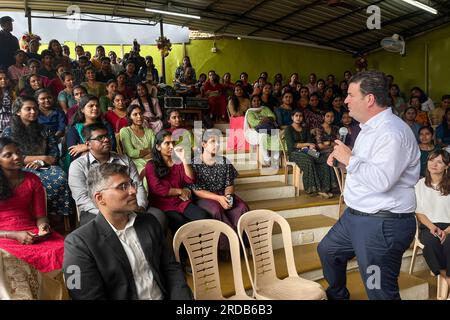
[165,203,211,236]
[317,208,415,300]
[419,223,450,277]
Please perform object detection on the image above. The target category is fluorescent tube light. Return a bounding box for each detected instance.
[145,8,201,19]
[400,0,438,14]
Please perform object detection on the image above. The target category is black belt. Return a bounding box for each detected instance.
[348,207,415,219]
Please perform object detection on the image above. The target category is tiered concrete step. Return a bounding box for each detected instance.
[184,242,428,299]
[235,181,296,202]
[235,169,286,184]
[318,271,429,300]
[272,215,337,249]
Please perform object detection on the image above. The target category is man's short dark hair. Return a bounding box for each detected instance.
[348,70,390,107]
[78,55,89,62]
[100,56,111,63]
[82,122,108,142]
[40,49,54,59]
[442,94,450,101]
[87,163,128,200]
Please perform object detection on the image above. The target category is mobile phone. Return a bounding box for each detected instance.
[33,232,51,243]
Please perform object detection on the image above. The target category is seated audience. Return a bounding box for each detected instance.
[131,83,163,133]
[316,79,326,99]
[47,64,66,98]
[116,71,134,104]
[436,108,450,147]
[66,85,87,125]
[315,110,339,156]
[174,56,196,84]
[124,61,140,88]
[227,84,250,152]
[403,106,422,143]
[415,150,450,299]
[284,109,335,198]
[81,67,106,98]
[0,71,15,133]
[239,72,253,97]
[1,96,71,217]
[57,71,76,113]
[35,88,66,139]
[221,72,234,99]
[65,95,116,163]
[430,95,450,127]
[419,126,438,177]
[0,137,64,294]
[64,163,191,300]
[244,95,280,167]
[18,59,49,93]
[99,79,118,113]
[105,92,128,133]
[90,45,105,71]
[190,130,249,256]
[26,39,41,61]
[7,50,29,85]
[203,71,227,122]
[275,91,294,128]
[120,104,155,175]
[409,96,430,127]
[138,55,159,84]
[108,51,124,76]
[341,111,360,149]
[48,39,71,70]
[390,84,406,116]
[72,55,88,85]
[339,80,348,97]
[411,86,435,112]
[272,80,282,104]
[145,130,210,235]
[331,95,347,126]
[68,122,164,227]
[38,50,57,81]
[95,56,115,83]
[322,87,334,110]
[261,83,279,112]
[174,67,197,97]
[304,93,325,130]
[306,73,317,94]
[326,74,339,94]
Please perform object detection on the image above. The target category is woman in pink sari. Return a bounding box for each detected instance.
[226,84,250,151]
[0,137,64,274]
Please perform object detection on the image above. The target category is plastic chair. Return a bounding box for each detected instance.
[409,216,445,299]
[333,166,346,217]
[237,209,327,300]
[409,215,424,275]
[173,220,253,300]
[280,132,303,195]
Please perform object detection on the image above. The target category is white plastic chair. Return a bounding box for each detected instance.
[237,209,327,300]
[173,220,253,300]
[333,166,346,217]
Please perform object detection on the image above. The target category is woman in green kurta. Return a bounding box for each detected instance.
[119,104,155,175]
[244,95,281,167]
[284,108,335,198]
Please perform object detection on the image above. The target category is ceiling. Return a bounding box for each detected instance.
[2,0,450,54]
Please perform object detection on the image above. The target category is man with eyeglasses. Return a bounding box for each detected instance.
[63,162,192,300]
[68,122,166,230]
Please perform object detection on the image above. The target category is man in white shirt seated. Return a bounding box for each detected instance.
[63,163,193,300]
[319,70,420,300]
[68,122,166,231]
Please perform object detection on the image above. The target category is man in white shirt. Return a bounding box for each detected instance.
[318,70,420,300]
[63,163,192,300]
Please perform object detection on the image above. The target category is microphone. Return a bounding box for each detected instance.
[333,127,349,167]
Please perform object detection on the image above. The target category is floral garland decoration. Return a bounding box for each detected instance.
[156,36,172,57]
[19,32,41,51]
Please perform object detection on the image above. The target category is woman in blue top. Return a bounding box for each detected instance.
[436,108,450,147]
[1,96,71,216]
[275,91,294,128]
[65,95,116,164]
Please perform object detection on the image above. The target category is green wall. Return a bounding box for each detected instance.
[61,38,354,85]
[370,23,450,102]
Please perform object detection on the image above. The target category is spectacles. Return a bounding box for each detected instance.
[89,134,110,142]
[98,180,138,193]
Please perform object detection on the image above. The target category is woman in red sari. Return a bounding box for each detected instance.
[0,137,64,273]
[203,71,227,122]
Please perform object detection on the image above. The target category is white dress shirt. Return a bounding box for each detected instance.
[415,178,450,223]
[344,108,420,213]
[106,213,163,300]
